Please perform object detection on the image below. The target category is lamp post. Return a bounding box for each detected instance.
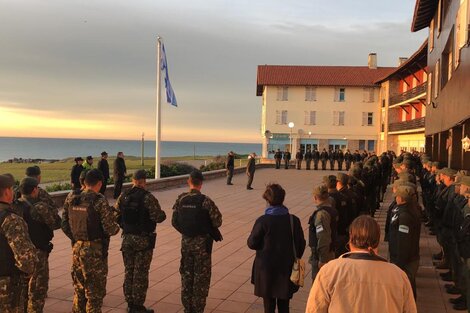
[288,122,294,152]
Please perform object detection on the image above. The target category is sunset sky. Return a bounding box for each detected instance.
[0,0,426,143]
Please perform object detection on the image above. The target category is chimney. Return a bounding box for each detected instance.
[368,53,377,69]
[398,57,408,66]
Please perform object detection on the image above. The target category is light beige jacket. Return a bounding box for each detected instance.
[306,253,417,313]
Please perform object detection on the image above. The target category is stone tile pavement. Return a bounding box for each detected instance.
[43,168,458,312]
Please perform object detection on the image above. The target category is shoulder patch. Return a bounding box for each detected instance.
[398,225,410,234]
[316,225,324,233]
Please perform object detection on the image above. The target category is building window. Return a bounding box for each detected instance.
[276,110,288,124]
[305,86,317,101]
[368,140,375,151]
[363,88,375,102]
[455,0,469,67]
[359,140,366,150]
[430,18,435,52]
[334,87,346,102]
[304,111,316,125]
[362,112,374,126]
[276,86,288,101]
[427,72,433,105]
[333,111,345,126]
[434,60,440,98]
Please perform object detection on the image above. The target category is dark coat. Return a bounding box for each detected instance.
[113,157,126,177]
[71,164,83,188]
[226,154,235,168]
[97,159,110,180]
[247,213,306,299]
[246,157,256,174]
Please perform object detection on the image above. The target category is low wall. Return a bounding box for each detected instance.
[50,163,274,207]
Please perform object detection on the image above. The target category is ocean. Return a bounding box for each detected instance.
[0,137,262,161]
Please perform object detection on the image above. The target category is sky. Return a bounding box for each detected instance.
[0,0,427,143]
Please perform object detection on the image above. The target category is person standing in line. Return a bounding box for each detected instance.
[305,149,313,170]
[114,151,127,199]
[97,151,110,195]
[246,153,256,190]
[13,177,61,313]
[328,149,335,171]
[295,149,303,170]
[309,185,338,280]
[274,149,283,169]
[171,170,223,313]
[25,166,58,211]
[337,149,344,171]
[0,174,38,313]
[226,151,235,185]
[283,149,291,169]
[344,150,352,171]
[313,148,320,170]
[320,149,328,170]
[306,216,417,313]
[247,183,306,313]
[61,169,120,313]
[116,170,167,313]
[71,157,84,191]
[83,156,94,171]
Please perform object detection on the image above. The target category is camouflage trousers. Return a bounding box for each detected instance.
[71,241,108,313]
[27,249,49,313]
[180,249,211,313]
[121,235,154,306]
[0,274,28,313]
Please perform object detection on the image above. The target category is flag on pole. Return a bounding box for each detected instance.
[160,43,177,107]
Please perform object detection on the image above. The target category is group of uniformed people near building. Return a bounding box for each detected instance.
[0,166,222,313]
[274,147,378,171]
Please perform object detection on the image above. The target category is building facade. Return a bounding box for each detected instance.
[376,41,428,155]
[256,58,395,159]
[412,0,470,169]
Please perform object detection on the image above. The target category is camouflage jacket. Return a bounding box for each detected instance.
[0,202,38,275]
[172,189,222,253]
[61,189,119,241]
[14,196,61,231]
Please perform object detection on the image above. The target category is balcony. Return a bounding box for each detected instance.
[389,83,426,107]
[388,117,425,133]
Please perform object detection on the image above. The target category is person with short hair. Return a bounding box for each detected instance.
[97,151,110,195]
[114,152,127,199]
[246,153,256,190]
[306,216,417,313]
[61,169,120,312]
[83,156,94,171]
[71,157,84,190]
[226,151,235,185]
[171,170,223,313]
[248,183,305,313]
[116,170,166,313]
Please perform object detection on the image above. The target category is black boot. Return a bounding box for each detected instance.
[132,305,154,313]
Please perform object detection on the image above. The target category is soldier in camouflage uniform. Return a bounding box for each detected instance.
[12,177,61,313]
[115,170,167,313]
[24,166,59,211]
[0,174,38,313]
[61,169,119,313]
[172,170,223,313]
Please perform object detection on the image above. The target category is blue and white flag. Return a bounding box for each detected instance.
[161,43,177,107]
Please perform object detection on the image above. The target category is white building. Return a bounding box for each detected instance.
[256,55,396,159]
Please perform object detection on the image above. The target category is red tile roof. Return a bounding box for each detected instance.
[256,65,396,96]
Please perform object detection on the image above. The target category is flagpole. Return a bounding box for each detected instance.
[155,36,162,179]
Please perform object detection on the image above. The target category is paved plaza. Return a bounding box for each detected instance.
[44,168,458,312]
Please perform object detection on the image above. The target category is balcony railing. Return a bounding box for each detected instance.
[389,83,426,106]
[388,117,425,133]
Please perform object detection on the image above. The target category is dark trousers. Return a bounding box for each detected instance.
[306,160,311,170]
[226,167,234,184]
[338,160,343,171]
[99,178,108,195]
[345,161,351,171]
[313,160,319,170]
[403,260,419,299]
[284,160,289,169]
[275,159,281,169]
[296,160,302,170]
[247,173,254,188]
[263,298,289,313]
[329,160,334,170]
[114,176,124,199]
[321,160,326,170]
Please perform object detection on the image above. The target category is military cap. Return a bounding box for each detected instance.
[101,151,108,156]
[19,177,38,194]
[25,165,41,177]
[431,162,440,168]
[440,167,458,178]
[336,172,349,185]
[460,176,470,188]
[0,174,15,189]
[395,186,415,201]
[74,157,84,162]
[313,185,328,197]
[86,155,93,161]
[393,180,416,190]
[189,169,204,182]
[133,169,147,180]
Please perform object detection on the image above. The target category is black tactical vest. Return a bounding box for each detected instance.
[69,192,105,241]
[0,209,18,276]
[309,205,338,252]
[175,193,212,237]
[120,187,156,235]
[17,199,53,251]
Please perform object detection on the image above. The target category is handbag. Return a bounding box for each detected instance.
[289,214,305,287]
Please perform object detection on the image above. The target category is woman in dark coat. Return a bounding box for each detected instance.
[247,183,306,313]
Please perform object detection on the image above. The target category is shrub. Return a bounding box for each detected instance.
[146,162,196,178]
[46,182,73,192]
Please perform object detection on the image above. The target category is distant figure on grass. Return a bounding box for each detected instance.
[83,155,94,170]
[71,157,84,190]
[114,151,127,199]
[171,170,223,313]
[306,215,416,313]
[246,153,256,190]
[97,151,110,195]
[226,151,235,185]
[247,183,306,313]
